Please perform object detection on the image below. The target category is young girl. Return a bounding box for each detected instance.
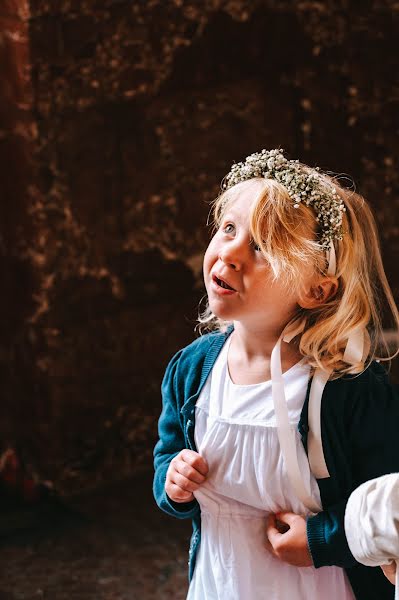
[153,148,399,599]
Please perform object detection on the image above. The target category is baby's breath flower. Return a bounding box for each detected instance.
[222,149,345,249]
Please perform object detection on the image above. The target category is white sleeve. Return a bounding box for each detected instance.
[345,473,399,567]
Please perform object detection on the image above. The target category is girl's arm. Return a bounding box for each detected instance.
[266,503,355,568]
[306,500,356,567]
[153,350,200,520]
[266,512,313,567]
[267,503,356,568]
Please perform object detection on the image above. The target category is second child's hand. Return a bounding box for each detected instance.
[381,561,396,585]
[266,511,313,567]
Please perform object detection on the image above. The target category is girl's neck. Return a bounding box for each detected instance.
[228,320,303,385]
[231,320,294,359]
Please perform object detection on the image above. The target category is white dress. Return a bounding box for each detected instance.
[187,339,355,600]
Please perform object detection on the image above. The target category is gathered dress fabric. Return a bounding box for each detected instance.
[187,339,354,600]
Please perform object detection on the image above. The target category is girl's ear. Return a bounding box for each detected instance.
[297,277,338,309]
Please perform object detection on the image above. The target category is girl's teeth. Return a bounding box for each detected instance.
[218,278,232,290]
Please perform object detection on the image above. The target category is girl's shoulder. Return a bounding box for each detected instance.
[163,328,232,386]
[177,329,230,371]
[323,360,397,416]
[332,360,389,389]
[181,329,229,354]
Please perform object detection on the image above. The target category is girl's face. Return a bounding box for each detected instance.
[203,188,301,330]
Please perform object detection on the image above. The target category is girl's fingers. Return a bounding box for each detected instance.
[175,459,206,484]
[172,472,200,493]
[266,514,281,548]
[180,449,209,476]
[266,512,313,566]
[276,511,301,526]
[165,449,209,503]
[167,482,194,502]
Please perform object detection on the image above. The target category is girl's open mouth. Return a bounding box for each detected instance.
[213,275,236,291]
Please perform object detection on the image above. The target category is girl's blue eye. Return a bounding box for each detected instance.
[223,223,235,234]
[252,240,261,252]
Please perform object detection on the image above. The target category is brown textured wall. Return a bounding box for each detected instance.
[0,1,41,473]
[1,0,398,493]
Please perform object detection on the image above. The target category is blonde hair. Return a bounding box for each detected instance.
[198,173,399,378]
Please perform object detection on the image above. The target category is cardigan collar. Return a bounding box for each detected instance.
[180,324,310,441]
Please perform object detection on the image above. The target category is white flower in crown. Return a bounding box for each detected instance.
[222,149,346,250]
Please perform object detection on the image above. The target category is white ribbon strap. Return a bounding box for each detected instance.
[307,326,367,480]
[343,327,364,365]
[283,319,305,344]
[271,334,321,514]
[327,241,336,277]
[307,367,332,479]
[308,325,367,480]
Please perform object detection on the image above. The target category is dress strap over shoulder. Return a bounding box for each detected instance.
[271,326,321,514]
[277,317,366,486]
[307,367,332,479]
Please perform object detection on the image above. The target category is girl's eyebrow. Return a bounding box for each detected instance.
[222,208,240,221]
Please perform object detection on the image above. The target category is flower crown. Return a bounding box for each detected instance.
[222,148,346,250]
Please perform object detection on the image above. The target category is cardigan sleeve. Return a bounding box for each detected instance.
[153,349,200,520]
[307,366,399,569]
[307,500,356,567]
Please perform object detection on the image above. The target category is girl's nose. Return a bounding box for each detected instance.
[219,240,245,270]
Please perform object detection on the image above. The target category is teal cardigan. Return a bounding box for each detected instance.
[153,329,399,599]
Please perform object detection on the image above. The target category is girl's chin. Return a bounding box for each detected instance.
[208,303,237,322]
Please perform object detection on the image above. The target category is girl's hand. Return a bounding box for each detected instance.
[266,511,313,567]
[381,561,396,585]
[165,449,209,503]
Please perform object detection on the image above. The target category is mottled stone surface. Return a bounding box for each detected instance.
[0,1,398,493]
